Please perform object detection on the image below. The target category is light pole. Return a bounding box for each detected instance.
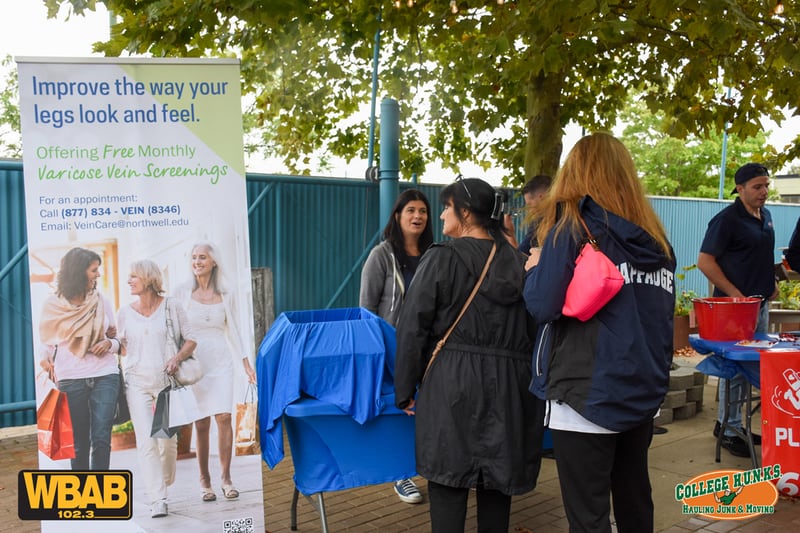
[718,86,732,199]
[366,7,382,180]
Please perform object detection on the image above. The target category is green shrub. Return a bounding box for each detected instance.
[675,264,698,316]
[112,420,133,434]
[778,280,800,310]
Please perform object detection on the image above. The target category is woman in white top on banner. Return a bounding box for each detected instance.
[117,259,198,519]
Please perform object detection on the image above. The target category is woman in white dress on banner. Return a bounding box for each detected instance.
[176,242,257,503]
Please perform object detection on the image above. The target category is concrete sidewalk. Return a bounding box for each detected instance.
[3,359,800,532]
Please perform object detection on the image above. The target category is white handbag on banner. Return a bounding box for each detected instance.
[168,383,201,428]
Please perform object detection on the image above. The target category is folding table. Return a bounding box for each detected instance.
[256,307,416,532]
[690,334,766,468]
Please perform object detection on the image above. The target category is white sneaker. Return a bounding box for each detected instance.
[151,499,168,518]
[394,478,422,504]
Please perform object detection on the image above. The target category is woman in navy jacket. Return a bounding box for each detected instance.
[523,133,676,533]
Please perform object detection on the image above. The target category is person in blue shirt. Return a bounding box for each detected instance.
[697,162,777,458]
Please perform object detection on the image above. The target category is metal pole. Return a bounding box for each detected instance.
[379,98,400,225]
[0,244,27,283]
[719,86,732,199]
[367,7,382,169]
[247,182,274,216]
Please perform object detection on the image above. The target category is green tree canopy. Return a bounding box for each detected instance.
[0,56,21,158]
[620,95,769,198]
[47,0,800,185]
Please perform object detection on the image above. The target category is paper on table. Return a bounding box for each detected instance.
[734,340,778,348]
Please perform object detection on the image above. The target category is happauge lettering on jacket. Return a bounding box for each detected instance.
[616,263,674,293]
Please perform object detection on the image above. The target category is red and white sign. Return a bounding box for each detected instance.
[761,350,800,497]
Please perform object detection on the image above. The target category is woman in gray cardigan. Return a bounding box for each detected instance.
[359,188,433,503]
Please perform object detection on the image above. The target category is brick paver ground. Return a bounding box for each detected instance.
[3,376,800,532]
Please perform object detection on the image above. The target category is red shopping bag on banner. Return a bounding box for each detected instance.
[761,350,800,497]
[37,388,75,460]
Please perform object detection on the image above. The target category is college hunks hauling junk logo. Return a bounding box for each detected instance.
[675,466,779,520]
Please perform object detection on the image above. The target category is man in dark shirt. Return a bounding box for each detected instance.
[504,175,552,253]
[697,162,777,457]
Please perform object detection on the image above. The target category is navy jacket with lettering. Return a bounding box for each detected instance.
[523,196,676,432]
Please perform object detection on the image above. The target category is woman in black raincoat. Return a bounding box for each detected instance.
[395,177,545,533]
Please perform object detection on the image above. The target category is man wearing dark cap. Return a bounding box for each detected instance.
[697,162,776,457]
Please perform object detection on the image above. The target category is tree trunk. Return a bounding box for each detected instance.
[525,71,565,179]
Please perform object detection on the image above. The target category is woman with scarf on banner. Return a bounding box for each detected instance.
[38,247,121,471]
[176,242,256,503]
[117,259,198,518]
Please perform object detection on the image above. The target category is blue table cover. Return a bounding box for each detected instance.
[256,307,397,468]
[689,333,800,388]
[283,393,416,494]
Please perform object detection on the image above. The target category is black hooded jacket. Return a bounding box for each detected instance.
[395,237,544,495]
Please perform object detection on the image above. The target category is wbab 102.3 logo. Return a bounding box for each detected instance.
[675,465,781,520]
[18,470,132,520]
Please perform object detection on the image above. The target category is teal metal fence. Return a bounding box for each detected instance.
[3,159,800,427]
[0,161,33,428]
[245,174,446,314]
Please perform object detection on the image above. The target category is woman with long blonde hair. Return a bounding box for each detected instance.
[533,133,671,255]
[524,132,675,533]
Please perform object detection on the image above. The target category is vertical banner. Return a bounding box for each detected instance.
[17,57,264,533]
[761,350,800,498]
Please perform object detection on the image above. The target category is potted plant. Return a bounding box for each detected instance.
[675,289,699,317]
[110,420,194,457]
[674,265,699,350]
[111,420,136,451]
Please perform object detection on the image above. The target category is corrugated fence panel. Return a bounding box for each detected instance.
[246,176,447,315]
[5,159,800,428]
[0,161,35,427]
[247,174,379,314]
[650,197,800,297]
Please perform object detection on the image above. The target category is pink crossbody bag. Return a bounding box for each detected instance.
[561,214,624,321]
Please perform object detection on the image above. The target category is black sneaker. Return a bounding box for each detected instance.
[720,435,751,457]
[714,421,761,445]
